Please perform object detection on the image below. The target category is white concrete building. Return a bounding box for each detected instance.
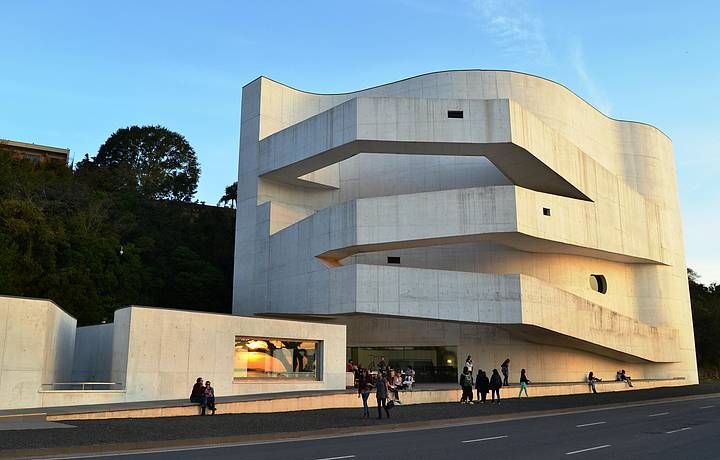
[0,295,346,409]
[233,70,698,384]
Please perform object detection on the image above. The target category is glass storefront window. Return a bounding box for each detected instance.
[347,346,458,383]
[234,337,321,381]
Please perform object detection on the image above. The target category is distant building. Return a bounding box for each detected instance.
[0,139,70,164]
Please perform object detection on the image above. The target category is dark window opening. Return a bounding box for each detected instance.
[543,208,551,216]
[590,274,607,294]
[387,256,401,264]
[447,110,464,119]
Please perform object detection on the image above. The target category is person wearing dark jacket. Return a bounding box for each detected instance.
[489,369,502,404]
[374,372,391,419]
[459,367,474,404]
[501,358,510,386]
[358,369,373,418]
[190,377,204,403]
[476,369,489,403]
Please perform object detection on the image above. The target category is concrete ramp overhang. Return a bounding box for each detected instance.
[266,265,679,363]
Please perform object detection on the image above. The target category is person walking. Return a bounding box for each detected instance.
[358,369,373,418]
[459,366,474,404]
[587,371,601,394]
[374,371,391,419]
[518,369,530,397]
[501,358,510,386]
[489,369,502,404]
[476,369,489,403]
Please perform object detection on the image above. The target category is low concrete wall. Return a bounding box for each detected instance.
[71,323,114,382]
[48,378,687,421]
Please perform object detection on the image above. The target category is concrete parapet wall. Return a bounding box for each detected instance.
[0,296,76,410]
[47,378,687,421]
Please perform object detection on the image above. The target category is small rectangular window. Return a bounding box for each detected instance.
[543,208,551,216]
[447,110,464,119]
[387,256,401,264]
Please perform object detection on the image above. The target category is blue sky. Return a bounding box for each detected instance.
[1,0,718,283]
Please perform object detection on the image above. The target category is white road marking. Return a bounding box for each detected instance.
[666,427,692,434]
[30,394,720,460]
[461,435,509,443]
[565,444,611,455]
[700,405,715,409]
[575,421,606,427]
[314,456,356,460]
[648,412,669,417]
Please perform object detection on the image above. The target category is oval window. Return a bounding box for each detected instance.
[590,274,607,294]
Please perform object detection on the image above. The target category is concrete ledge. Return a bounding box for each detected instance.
[46,378,686,421]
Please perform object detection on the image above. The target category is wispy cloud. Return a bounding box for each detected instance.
[468,0,551,63]
[570,40,613,115]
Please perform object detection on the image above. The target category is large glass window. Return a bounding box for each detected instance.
[234,337,321,381]
[347,346,458,383]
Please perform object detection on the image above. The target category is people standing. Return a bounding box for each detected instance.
[465,355,474,374]
[374,371,391,419]
[460,367,474,404]
[358,369,373,418]
[476,369,489,403]
[518,369,530,397]
[489,369,502,404]
[587,371,601,394]
[501,358,510,386]
[377,356,387,374]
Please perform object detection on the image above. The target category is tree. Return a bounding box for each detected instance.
[217,181,237,208]
[93,125,200,202]
[688,268,720,379]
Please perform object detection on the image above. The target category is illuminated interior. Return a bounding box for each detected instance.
[234,337,321,380]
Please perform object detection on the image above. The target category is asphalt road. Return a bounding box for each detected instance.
[35,394,720,460]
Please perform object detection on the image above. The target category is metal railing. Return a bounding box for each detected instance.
[40,382,125,391]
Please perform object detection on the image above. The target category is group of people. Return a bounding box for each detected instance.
[459,356,529,404]
[353,356,415,419]
[586,369,633,393]
[189,377,216,415]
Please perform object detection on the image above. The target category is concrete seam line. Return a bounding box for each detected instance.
[16,393,720,460]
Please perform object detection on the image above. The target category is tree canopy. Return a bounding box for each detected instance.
[90,125,200,202]
[0,150,233,325]
[688,269,720,379]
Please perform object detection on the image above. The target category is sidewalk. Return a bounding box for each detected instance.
[0,382,718,458]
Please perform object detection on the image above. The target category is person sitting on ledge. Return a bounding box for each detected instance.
[587,371,602,394]
[619,369,633,387]
[190,377,204,404]
[203,380,216,415]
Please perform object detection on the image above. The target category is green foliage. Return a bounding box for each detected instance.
[89,125,200,202]
[688,269,720,379]
[217,181,237,208]
[0,152,233,325]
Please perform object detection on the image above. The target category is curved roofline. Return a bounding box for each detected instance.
[245,69,670,140]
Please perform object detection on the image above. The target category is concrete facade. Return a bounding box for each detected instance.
[233,70,697,384]
[0,296,76,409]
[0,297,346,410]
